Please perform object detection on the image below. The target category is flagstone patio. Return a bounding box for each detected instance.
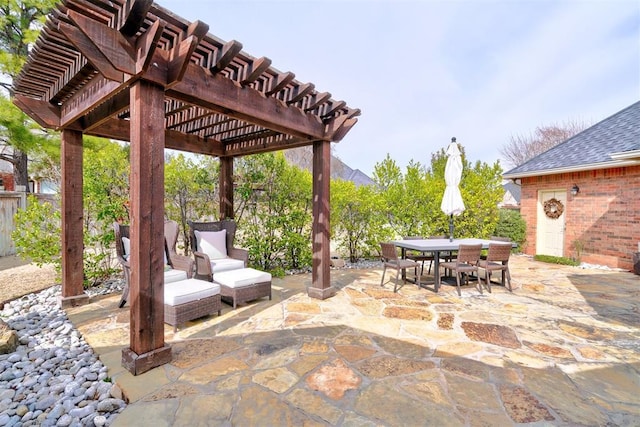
[67,255,640,426]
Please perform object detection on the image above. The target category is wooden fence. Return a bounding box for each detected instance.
[0,192,25,256]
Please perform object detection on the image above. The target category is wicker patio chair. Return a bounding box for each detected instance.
[380,242,421,293]
[164,220,195,275]
[403,236,435,277]
[114,221,194,308]
[439,243,483,296]
[188,220,248,281]
[478,242,513,292]
[481,236,512,261]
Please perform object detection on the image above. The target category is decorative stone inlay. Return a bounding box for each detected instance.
[286,389,343,425]
[351,298,385,316]
[441,357,490,381]
[426,296,453,304]
[404,381,452,408]
[522,283,545,292]
[577,346,606,360]
[499,385,554,423]
[252,367,298,393]
[180,357,248,384]
[354,382,446,425]
[171,338,241,369]
[254,347,299,369]
[334,345,377,362]
[434,342,483,358]
[558,321,620,341]
[286,302,321,314]
[174,394,234,424]
[437,313,454,329]
[383,305,432,321]
[284,313,313,326]
[504,351,554,369]
[334,334,374,347]
[373,335,428,359]
[391,299,431,308]
[301,341,329,354]
[461,322,521,349]
[306,359,361,400]
[521,366,610,425]
[142,383,200,401]
[356,355,435,379]
[361,288,402,300]
[289,354,330,377]
[343,287,367,299]
[234,386,307,425]
[524,341,574,359]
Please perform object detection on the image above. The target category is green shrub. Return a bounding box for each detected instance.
[493,209,526,250]
[12,195,61,275]
[533,254,580,266]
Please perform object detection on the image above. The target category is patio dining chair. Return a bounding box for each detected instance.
[480,236,512,261]
[478,242,513,292]
[438,243,483,296]
[380,242,421,292]
[403,236,435,276]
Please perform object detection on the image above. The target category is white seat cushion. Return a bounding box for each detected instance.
[164,269,188,284]
[213,268,272,289]
[164,278,220,306]
[210,257,245,273]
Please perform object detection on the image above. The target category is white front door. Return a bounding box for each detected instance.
[536,190,566,257]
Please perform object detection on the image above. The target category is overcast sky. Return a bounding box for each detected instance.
[157,0,640,176]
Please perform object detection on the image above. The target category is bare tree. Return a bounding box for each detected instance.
[500,119,590,168]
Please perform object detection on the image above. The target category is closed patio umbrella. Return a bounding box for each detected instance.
[440,137,465,241]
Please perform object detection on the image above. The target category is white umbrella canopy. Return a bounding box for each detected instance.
[440,137,465,240]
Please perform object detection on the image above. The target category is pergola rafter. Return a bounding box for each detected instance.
[13,0,359,375]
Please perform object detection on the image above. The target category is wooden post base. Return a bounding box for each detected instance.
[122,344,172,376]
[58,294,90,309]
[307,286,336,300]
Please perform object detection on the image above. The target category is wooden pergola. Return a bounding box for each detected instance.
[12,0,359,375]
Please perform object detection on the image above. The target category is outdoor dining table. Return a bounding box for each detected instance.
[391,238,516,292]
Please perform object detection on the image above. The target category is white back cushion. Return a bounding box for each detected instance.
[195,230,228,260]
[122,237,130,260]
[122,235,168,264]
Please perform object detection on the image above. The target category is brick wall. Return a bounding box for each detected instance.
[0,172,14,191]
[520,165,640,271]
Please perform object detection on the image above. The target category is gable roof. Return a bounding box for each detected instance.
[503,181,521,202]
[503,100,640,179]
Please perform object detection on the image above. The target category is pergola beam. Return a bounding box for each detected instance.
[168,62,326,140]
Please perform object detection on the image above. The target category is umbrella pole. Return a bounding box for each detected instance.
[449,214,454,242]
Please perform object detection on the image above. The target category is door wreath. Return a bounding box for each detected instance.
[543,198,564,219]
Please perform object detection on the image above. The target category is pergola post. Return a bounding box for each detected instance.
[219,156,234,220]
[308,140,335,299]
[121,80,171,375]
[59,129,89,308]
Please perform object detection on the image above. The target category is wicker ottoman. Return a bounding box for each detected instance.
[213,268,272,309]
[164,278,221,331]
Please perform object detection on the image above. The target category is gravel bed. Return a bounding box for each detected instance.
[0,281,125,427]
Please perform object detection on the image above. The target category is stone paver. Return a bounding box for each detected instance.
[65,255,640,426]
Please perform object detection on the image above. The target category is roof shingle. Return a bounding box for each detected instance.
[504,100,640,178]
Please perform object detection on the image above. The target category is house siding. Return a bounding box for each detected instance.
[520,165,640,271]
